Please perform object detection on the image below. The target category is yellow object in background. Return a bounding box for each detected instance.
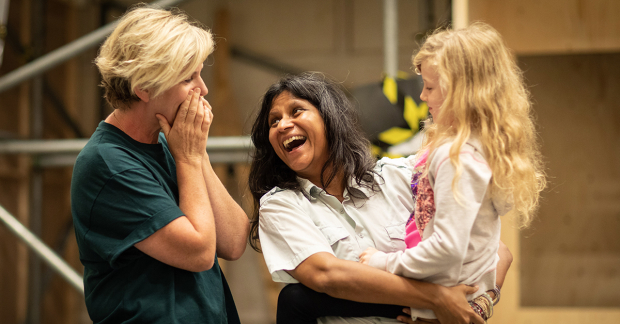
[382,76,398,104]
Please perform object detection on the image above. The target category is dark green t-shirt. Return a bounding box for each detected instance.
[71,121,240,324]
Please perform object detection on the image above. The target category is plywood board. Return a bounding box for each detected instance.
[469,0,620,54]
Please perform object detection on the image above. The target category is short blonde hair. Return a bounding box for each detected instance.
[413,22,546,228]
[95,6,214,109]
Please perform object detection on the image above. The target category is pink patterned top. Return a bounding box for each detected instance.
[405,149,435,249]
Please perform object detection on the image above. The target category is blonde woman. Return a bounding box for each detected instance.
[359,22,546,321]
[71,6,248,323]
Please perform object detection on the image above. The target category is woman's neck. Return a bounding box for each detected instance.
[306,171,346,203]
[105,105,161,144]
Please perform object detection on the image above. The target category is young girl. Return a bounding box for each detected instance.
[276,22,544,323]
[358,21,546,321]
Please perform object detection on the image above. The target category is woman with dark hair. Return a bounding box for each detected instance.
[249,72,376,208]
[248,73,511,324]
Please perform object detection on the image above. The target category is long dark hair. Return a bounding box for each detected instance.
[249,72,379,252]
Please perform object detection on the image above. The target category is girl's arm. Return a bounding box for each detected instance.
[361,240,512,298]
[366,148,495,280]
[495,240,512,289]
[287,252,484,324]
[279,247,512,324]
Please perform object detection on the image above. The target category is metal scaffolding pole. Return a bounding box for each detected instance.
[0,137,253,294]
[27,0,46,321]
[0,137,253,154]
[0,204,84,294]
[383,0,398,79]
[0,0,9,67]
[0,0,187,94]
[452,0,469,29]
[0,136,254,166]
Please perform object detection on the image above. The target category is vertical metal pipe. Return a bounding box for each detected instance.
[27,171,43,324]
[452,0,469,29]
[27,0,45,322]
[383,0,398,79]
[0,0,10,67]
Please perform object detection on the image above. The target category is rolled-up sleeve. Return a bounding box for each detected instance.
[259,190,336,283]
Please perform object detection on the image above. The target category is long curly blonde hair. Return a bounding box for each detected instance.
[413,22,546,228]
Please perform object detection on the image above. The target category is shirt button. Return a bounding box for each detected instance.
[358,234,364,238]
[339,209,345,214]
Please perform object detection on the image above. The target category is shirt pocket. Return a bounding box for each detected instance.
[319,226,359,261]
[319,226,350,245]
[384,222,407,251]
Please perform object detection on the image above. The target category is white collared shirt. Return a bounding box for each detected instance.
[259,156,415,284]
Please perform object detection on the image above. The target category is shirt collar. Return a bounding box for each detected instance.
[296,177,321,200]
[296,176,371,201]
[347,176,372,199]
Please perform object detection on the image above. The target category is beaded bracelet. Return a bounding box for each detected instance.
[469,292,494,323]
[490,285,501,305]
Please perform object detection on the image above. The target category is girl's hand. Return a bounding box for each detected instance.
[359,247,379,265]
[156,88,212,165]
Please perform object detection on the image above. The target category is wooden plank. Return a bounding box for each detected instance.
[469,0,620,55]
[489,53,620,322]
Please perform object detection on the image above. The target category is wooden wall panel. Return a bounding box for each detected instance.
[469,0,620,55]
[0,178,29,324]
[1,0,97,322]
[0,0,33,322]
[518,53,620,307]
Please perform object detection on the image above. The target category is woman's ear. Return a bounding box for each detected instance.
[134,88,150,103]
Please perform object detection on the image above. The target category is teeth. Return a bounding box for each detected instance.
[283,136,306,149]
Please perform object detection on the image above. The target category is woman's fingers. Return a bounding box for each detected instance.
[463,285,479,296]
[194,92,205,129]
[413,319,439,324]
[176,90,193,124]
[202,97,212,111]
[396,308,416,324]
[185,88,200,124]
[434,284,484,324]
[201,98,213,133]
[396,316,416,324]
[156,114,171,138]
[164,89,210,164]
